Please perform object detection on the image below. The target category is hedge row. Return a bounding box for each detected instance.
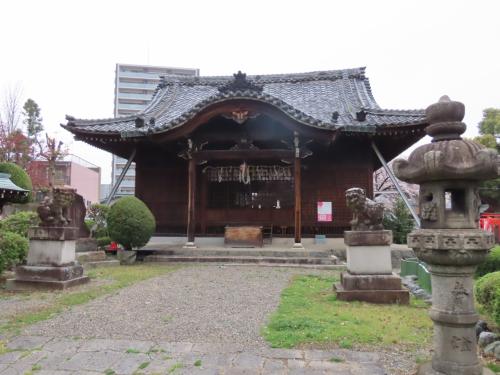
[475,271,500,326]
[476,246,500,278]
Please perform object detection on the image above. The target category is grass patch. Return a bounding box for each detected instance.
[168,362,183,373]
[329,356,344,363]
[31,363,42,371]
[0,264,179,335]
[194,359,202,367]
[104,370,116,375]
[138,361,150,369]
[126,348,141,354]
[263,274,432,350]
[487,362,500,373]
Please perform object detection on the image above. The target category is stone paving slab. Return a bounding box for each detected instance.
[0,336,387,375]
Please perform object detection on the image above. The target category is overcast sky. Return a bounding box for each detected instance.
[1,0,499,184]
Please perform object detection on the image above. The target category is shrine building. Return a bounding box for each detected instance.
[62,67,427,247]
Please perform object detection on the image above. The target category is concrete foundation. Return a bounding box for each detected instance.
[27,240,76,266]
[346,245,392,274]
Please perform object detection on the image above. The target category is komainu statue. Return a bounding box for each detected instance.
[37,188,76,227]
[345,187,384,231]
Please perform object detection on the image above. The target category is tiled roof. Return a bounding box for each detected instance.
[63,68,426,137]
[0,173,29,193]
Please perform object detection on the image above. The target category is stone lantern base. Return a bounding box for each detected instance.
[6,227,89,291]
[417,362,494,375]
[334,230,409,304]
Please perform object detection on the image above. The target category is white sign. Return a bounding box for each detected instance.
[317,201,332,222]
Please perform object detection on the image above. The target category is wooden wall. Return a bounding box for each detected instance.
[135,137,374,237]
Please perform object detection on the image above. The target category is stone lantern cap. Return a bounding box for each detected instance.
[393,96,499,184]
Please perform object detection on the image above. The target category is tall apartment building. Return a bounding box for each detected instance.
[112,63,199,197]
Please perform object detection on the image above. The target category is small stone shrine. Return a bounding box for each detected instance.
[334,187,409,304]
[393,96,499,375]
[7,187,89,290]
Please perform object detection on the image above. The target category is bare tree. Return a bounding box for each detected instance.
[1,83,24,135]
[373,163,419,210]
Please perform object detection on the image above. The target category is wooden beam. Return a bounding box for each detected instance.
[193,149,294,161]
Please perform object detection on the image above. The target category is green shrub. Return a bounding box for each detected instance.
[383,198,415,244]
[0,162,32,203]
[0,231,29,273]
[0,211,39,237]
[97,236,112,248]
[87,204,109,238]
[475,271,500,326]
[476,246,500,278]
[85,219,95,233]
[107,197,155,250]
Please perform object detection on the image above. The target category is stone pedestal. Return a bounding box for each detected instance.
[409,229,495,375]
[6,226,89,291]
[335,230,409,304]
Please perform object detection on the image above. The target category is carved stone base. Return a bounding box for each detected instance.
[417,361,494,375]
[334,282,409,304]
[292,242,305,249]
[182,242,197,249]
[6,264,89,291]
[340,272,405,290]
[6,277,89,291]
[29,226,79,241]
[335,271,409,304]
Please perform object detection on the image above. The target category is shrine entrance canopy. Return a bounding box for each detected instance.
[62,67,428,242]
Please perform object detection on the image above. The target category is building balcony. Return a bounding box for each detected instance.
[117,103,148,110]
[118,81,158,90]
[118,92,154,100]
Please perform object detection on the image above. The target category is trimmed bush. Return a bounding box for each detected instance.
[0,231,29,273]
[382,198,415,244]
[476,246,500,278]
[0,211,39,237]
[97,236,112,248]
[107,197,155,250]
[475,271,500,326]
[0,162,32,203]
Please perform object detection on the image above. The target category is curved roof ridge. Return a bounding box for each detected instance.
[158,67,367,87]
[366,108,425,115]
[65,114,137,126]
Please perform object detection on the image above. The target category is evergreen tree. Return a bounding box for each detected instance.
[474,108,500,208]
[22,98,43,139]
[383,198,415,244]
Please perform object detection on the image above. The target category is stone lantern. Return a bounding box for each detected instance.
[393,96,499,375]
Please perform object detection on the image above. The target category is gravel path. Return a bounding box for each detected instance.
[18,265,428,374]
[25,265,327,348]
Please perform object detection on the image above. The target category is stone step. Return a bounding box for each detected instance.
[82,260,121,269]
[144,254,339,266]
[145,248,332,258]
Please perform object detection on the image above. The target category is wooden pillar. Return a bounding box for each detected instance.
[293,132,303,248]
[200,172,207,234]
[185,156,197,247]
